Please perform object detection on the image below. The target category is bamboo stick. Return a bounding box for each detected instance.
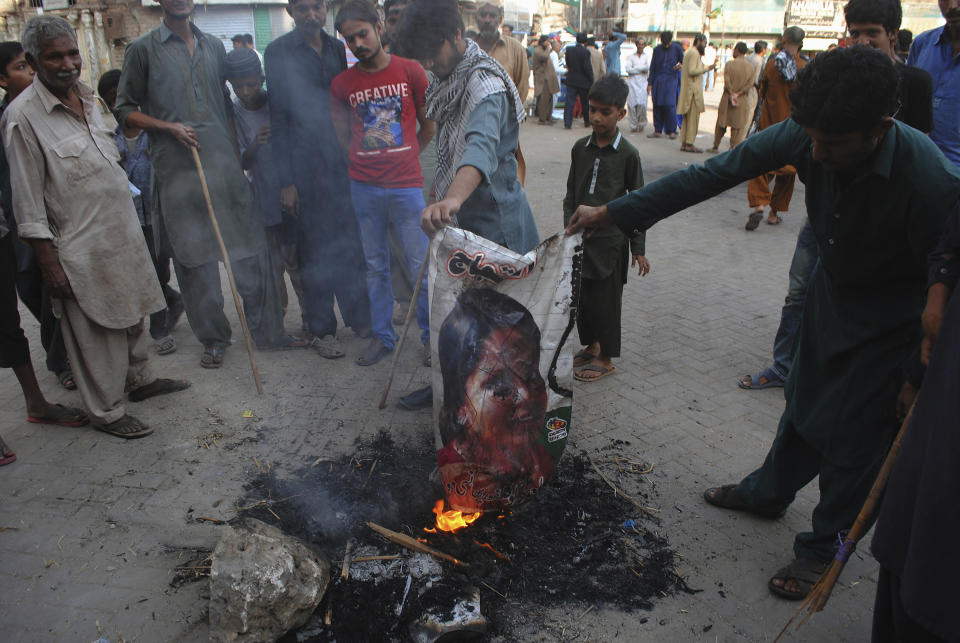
[773,400,917,641]
[378,244,431,409]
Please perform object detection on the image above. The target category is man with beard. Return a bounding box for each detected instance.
[678,34,713,152]
[116,0,299,370]
[475,1,529,185]
[392,0,539,410]
[647,31,684,139]
[330,0,434,367]
[5,16,190,438]
[264,0,373,360]
[566,45,960,601]
[908,0,960,168]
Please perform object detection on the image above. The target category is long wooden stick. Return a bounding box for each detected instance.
[773,399,917,642]
[378,243,431,408]
[366,521,468,567]
[190,147,263,394]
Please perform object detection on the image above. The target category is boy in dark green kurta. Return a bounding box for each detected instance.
[563,75,648,382]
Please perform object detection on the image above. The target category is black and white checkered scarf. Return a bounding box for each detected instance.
[425,39,525,199]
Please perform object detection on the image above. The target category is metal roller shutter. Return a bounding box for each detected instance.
[191,7,256,50]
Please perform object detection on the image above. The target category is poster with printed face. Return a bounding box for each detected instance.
[429,228,583,513]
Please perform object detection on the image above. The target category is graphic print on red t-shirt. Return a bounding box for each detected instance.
[358,95,403,150]
[331,56,428,188]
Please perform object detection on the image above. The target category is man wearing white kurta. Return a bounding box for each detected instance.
[624,38,651,132]
[3,16,188,439]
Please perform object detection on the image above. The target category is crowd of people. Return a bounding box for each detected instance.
[0,0,958,639]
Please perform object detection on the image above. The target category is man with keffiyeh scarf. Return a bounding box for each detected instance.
[392,0,540,410]
[394,0,539,254]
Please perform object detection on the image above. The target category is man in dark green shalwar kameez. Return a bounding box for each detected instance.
[566,46,960,600]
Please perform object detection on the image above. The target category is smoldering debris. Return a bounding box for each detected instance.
[236,431,695,641]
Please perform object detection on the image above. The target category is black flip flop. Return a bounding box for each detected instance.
[768,558,828,601]
[94,415,153,440]
[703,484,786,519]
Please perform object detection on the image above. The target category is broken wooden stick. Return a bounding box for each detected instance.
[366,521,469,567]
[340,540,353,580]
[586,456,661,523]
[361,459,379,491]
[352,555,403,563]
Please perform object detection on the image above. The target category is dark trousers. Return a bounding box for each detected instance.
[872,568,949,643]
[173,248,284,350]
[297,185,371,339]
[0,233,30,368]
[737,414,889,562]
[564,85,590,129]
[142,225,181,340]
[10,235,68,374]
[577,269,624,358]
[652,103,678,134]
[535,91,554,122]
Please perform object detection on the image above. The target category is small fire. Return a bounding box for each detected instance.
[423,499,481,533]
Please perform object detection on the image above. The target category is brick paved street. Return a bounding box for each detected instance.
[0,92,877,642]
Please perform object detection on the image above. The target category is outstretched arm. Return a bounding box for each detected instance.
[567,118,808,237]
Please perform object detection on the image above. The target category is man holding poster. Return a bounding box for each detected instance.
[394,0,541,410]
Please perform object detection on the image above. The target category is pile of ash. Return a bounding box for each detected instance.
[236,432,696,641]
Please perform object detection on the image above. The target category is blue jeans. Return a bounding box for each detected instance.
[771,219,819,380]
[349,181,429,349]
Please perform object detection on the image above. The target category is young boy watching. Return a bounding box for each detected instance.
[562,74,649,382]
[98,70,183,356]
[330,0,435,367]
[223,47,307,332]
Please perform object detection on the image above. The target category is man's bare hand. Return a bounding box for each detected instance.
[421,198,460,236]
[255,125,271,146]
[167,122,199,148]
[39,260,73,300]
[566,204,612,236]
[895,381,918,421]
[920,283,949,365]
[632,254,650,276]
[281,184,300,218]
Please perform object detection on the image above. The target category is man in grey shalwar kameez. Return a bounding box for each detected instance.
[115,0,300,368]
[4,16,189,438]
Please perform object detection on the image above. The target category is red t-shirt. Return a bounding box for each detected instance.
[330,55,428,188]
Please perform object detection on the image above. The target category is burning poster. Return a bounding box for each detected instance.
[428,228,583,513]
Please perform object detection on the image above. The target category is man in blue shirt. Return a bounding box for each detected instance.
[908,0,960,167]
[604,31,627,77]
[647,31,684,138]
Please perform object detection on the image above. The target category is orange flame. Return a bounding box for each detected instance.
[423,499,481,533]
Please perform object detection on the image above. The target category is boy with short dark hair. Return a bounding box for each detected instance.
[223,47,307,332]
[563,74,648,382]
[98,69,183,355]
